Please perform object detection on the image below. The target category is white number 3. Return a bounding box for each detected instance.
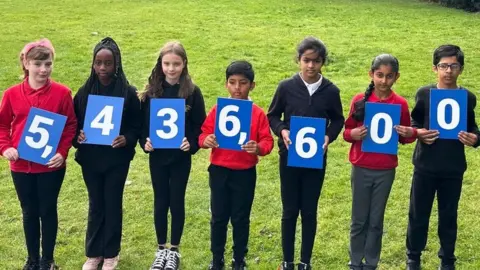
[157,108,178,139]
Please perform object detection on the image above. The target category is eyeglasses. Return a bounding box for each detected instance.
[436,63,462,71]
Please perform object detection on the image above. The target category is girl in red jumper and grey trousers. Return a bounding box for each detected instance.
[343,54,416,270]
[200,61,273,270]
[0,39,77,270]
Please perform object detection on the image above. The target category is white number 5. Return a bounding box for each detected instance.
[91,105,115,135]
[295,127,317,159]
[25,115,54,158]
[157,108,178,139]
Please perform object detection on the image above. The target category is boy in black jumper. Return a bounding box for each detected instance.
[406,45,480,270]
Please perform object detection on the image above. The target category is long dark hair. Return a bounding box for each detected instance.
[140,41,194,101]
[352,54,399,121]
[77,37,131,116]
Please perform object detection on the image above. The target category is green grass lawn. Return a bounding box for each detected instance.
[1,0,480,269]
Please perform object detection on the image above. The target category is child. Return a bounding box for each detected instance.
[199,60,274,270]
[406,45,480,270]
[0,39,77,270]
[267,37,344,270]
[73,37,141,270]
[343,54,416,270]
[139,41,206,270]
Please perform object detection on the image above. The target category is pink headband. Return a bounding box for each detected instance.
[20,38,55,60]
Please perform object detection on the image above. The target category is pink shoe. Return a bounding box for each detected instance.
[82,257,103,270]
[102,256,119,270]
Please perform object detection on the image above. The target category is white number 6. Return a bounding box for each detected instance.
[295,127,317,159]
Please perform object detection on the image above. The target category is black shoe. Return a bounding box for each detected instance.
[438,264,455,270]
[406,259,421,270]
[231,258,247,270]
[278,261,295,270]
[164,250,181,270]
[297,262,311,270]
[23,257,39,270]
[39,259,57,270]
[209,258,225,270]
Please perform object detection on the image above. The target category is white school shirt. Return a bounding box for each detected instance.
[300,74,323,96]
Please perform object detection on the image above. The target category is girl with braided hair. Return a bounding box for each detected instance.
[343,54,416,270]
[73,37,141,270]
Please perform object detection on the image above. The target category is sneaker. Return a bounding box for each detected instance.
[164,250,181,270]
[151,248,170,270]
[23,257,39,270]
[102,256,119,270]
[407,259,421,270]
[231,258,247,270]
[39,259,57,270]
[277,262,295,270]
[208,258,225,270]
[83,257,103,270]
[297,262,311,270]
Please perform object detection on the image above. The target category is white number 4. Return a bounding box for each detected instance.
[91,105,115,135]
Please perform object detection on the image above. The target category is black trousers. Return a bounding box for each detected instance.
[406,169,463,265]
[279,154,325,264]
[11,168,66,261]
[150,155,191,246]
[209,164,256,261]
[81,162,130,258]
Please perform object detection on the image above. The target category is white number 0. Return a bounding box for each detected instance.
[157,108,178,139]
[91,105,115,135]
[25,115,54,158]
[295,127,317,159]
[218,105,247,144]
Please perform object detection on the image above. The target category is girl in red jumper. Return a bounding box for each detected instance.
[343,54,416,270]
[0,39,77,270]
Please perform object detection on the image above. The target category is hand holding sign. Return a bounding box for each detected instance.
[281,129,292,149]
[214,98,252,151]
[351,126,367,141]
[458,131,478,146]
[417,128,439,144]
[241,140,259,155]
[17,107,67,165]
[429,89,467,139]
[3,147,19,161]
[203,134,219,148]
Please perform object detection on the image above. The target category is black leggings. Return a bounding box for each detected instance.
[150,155,191,246]
[11,168,66,261]
[279,155,326,264]
[82,163,130,258]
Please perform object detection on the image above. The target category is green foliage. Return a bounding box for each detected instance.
[1,0,480,269]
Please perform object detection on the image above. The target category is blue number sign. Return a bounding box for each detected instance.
[287,116,326,169]
[150,98,185,149]
[362,102,401,155]
[18,107,67,165]
[83,95,124,145]
[429,89,467,139]
[214,98,252,151]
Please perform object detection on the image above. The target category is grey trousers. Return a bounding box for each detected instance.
[348,165,395,270]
